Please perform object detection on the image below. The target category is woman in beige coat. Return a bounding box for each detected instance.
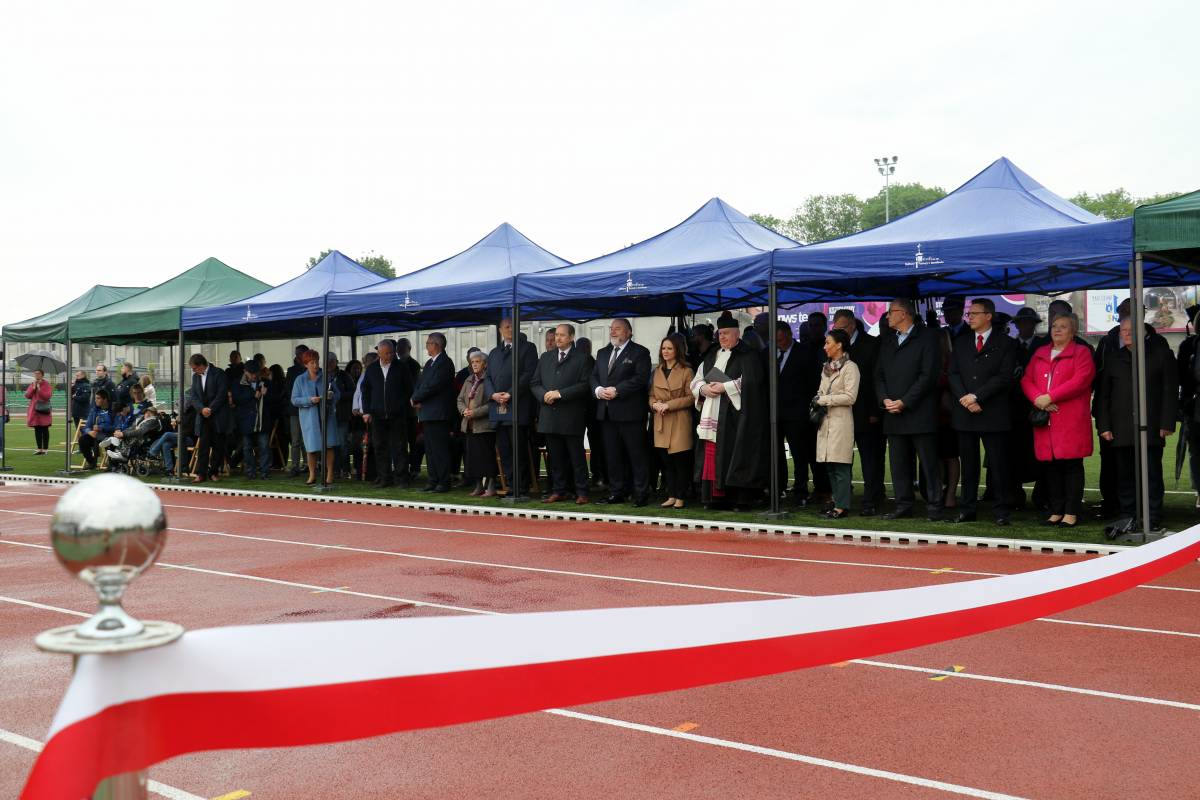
[649,334,695,509]
[814,327,860,519]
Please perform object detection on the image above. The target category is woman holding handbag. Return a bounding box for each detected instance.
[814,328,860,519]
[1020,313,1095,528]
[649,334,695,509]
[25,369,54,455]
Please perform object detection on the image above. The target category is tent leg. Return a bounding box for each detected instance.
[315,314,332,493]
[170,330,185,484]
[1120,252,1159,543]
[60,339,73,475]
[760,284,788,520]
[502,304,528,504]
[0,335,10,473]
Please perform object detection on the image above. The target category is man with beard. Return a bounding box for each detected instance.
[691,317,768,510]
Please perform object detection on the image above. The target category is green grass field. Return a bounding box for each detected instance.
[2,412,1193,546]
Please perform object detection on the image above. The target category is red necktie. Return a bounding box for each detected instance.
[976,334,984,353]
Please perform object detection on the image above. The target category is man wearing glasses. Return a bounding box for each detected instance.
[875,299,943,520]
[947,298,1017,525]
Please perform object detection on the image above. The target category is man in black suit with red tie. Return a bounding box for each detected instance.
[591,318,653,507]
[948,298,1017,525]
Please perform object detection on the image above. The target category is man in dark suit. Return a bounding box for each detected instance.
[411,333,456,493]
[948,298,1018,525]
[188,353,231,483]
[360,339,413,488]
[531,324,594,504]
[941,295,969,341]
[875,299,943,520]
[485,318,538,497]
[592,318,653,506]
[773,321,813,503]
[833,310,885,515]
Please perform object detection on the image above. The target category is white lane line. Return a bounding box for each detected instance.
[851,660,1200,712]
[1037,617,1200,639]
[0,595,89,618]
[547,709,1027,800]
[0,726,206,800]
[4,540,1199,712]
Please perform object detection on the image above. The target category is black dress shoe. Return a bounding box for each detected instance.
[419,485,436,493]
[631,495,649,508]
[881,510,912,520]
[432,486,450,494]
[860,506,877,517]
[597,495,626,505]
[794,496,812,508]
[953,512,977,523]
[995,517,1011,527]
[926,510,943,522]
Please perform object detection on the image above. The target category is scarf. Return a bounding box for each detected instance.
[822,354,849,379]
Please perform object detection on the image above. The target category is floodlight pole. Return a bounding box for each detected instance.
[875,156,899,223]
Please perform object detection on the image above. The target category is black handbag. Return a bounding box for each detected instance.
[1029,408,1050,427]
[808,397,827,427]
[34,400,52,414]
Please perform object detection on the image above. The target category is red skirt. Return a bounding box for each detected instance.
[701,441,724,497]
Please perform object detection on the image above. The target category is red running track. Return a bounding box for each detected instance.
[2,483,1199,799]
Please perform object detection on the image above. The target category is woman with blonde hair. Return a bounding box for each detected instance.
[139,373,157,407]
[649,333,695,509]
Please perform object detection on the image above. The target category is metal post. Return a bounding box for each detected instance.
[502,304,528,503]
[1132,254,1153,539]
[168,345,175,412]
[173,330,185,483]
[760,283,788,519]
[62,340,73,474]
[316,312,331,491]
[0,334,9,473]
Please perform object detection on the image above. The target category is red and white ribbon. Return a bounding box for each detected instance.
[22,526,1200,800]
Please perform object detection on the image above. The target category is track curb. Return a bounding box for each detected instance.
[0,473,1130,556]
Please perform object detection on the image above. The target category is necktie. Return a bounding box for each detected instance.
[425,358,433,369]
[976,334,984,353]
[559,350,565,364]
[609,345,620,371]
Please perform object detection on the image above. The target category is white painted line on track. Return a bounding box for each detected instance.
[1037,617,1200,639]
[3,540,1199,711]
[547,709,1028,800]
[0,595,88,618]
[0,726,206,800]
[851,660,1200,712]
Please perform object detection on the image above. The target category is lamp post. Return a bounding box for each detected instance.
[875,156,899,222]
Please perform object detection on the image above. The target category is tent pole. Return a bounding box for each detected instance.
[1132,253,1152,539]
[318,312,331,491]
[0,334,9,473]
[174,330,185,483]
[61,338,73,475]
[760,283,787,519]
[502,304,527,504]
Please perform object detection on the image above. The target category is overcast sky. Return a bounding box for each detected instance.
[2,0,1196,328]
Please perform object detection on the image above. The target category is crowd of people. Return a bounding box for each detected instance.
[4,293,1196,532]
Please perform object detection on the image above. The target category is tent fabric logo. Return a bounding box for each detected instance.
[400,291,420,309]
[242,306,258,322]
[905,244,944,269]
[617,272,648,293]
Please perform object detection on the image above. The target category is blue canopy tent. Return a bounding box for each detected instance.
[771,157,1192,301]
[514,198,797,318]
[325,223,569,329]
[181,250,385,341]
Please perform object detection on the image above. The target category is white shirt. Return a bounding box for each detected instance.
[895,325,913,346]
[198,367,209,392]
[595,340,628,398]
[379,360,391,380]
[974,328,993,349]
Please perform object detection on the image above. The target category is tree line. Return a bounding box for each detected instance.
[752,185,1186,245]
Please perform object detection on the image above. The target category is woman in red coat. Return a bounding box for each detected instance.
[1020,314,1095,528]
[24,369,54,455]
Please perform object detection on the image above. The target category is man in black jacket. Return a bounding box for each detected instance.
[875,299,943,520]
[114,362,139,411]
[70,371,91,433]
[948,299,1018,525]
[592,318,653,506]
[485,319,538,497]
[397,338,423,478]
[1096,317,1178,529]
[187,354,230,483]
[360,339,413,488]
[531,324,594,504]
[91,364,116,411]
[411,333,456,493]
[773,321,814,504]
[833,310,885,515]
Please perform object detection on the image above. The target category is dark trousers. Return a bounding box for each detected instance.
[957,430,1011,517]
[33,425,50,450]
[1098,439,1120,514]
[587,420,607,483]
[423,420,451,488]
[603,420,649,499]
[241,431,271,477]
[370,415,408,485]
[194,416,225,478]
[888,432,942,515]
[546,433,589,496]
[855,420,886,510]
[658,447,691,499]
[1045,458,1085,517]
[496,423,531,494]
[1116,445,1165,525]
[775,418,807,497]
[348,422,373,480]
[406,410,420,476]
[79,433,101,466]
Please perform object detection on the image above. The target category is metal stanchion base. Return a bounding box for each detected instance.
[311,483,335,494]
[36,620,185,655]
[1116,530,1168,544]
[501,495,531,504]
[0,465,14,472]
[758,510,792,520]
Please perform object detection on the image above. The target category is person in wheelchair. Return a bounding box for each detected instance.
[102,405,162,469]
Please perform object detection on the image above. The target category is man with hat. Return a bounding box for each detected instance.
[691,316,768,510]
[941,295,969,341]
[1008,306,1045,509]
[1012,307,1046,366]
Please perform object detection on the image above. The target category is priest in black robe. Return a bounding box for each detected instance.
[691,317,768,509]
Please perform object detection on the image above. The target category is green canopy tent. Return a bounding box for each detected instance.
[1,285,146,472]
[63,257,270,478]
[1123,191,1200,540]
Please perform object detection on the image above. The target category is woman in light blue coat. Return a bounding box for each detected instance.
[291,350,341,485]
